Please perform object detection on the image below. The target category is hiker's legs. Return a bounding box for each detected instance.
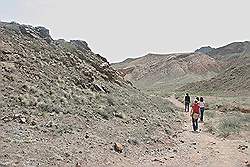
[192,118,196,131]
[195,119,198,130]
[200,107,204,121]
[185,103,189,112]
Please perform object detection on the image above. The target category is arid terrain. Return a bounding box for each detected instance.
[0,21,181,167]
[113,41,250,95]
[113,41,250,166]
[0,21,249,167]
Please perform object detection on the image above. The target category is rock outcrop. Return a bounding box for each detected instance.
[195,46,215,54]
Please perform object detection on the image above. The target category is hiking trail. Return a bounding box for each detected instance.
[161,95,250,167]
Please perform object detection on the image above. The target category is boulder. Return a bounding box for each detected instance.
[75,162,81,167]
[35,26,53,43]
[70,40,91,51]
[19,24,52,43]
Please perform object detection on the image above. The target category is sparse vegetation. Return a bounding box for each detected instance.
[204,110,250,137]
[205,110,216,118]
[218,116,241,137]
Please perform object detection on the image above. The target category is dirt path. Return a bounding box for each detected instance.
[162,95,250,167]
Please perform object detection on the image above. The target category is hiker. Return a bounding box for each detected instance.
[199,97,205,122]
[184,93,191,112]
[196,96,200,102]
[190,99,200,132]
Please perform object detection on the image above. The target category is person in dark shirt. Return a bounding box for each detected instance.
[184,93,191,112]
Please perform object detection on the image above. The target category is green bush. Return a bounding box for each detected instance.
[97,110,110,120]
[206,110,216,118]
[218,116,241,137]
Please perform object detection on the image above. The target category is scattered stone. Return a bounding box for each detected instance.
[172,134,177,138]
[152,158,159,162]
[13,114,21,119]
[128,138,139,145]
[30,120,37,126]
[20,117,26,124]
[140,117,147,121]
[173,149,177,153]
[177,130,183,134]
[114,112,127,120]
[65,152,70,157]
[85,134,89,139]
[180,140,185,143]
[76,162,81,167]
[45,121,54,127]
[114,143,124,153]
[50,112,55,116]
[170,156,174,158]
[192,142,196,145]
[1,116,12,123]
[238,145,248,150]
[215,150,220,153]
[55,154,64,161]
[152,158,164,163]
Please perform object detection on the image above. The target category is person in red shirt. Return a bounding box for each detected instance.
[191,99,200,132]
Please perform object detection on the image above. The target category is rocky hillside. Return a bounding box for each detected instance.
[112,52,221,92]
[0,21,179,166]
[180,41,250,96]
[179,64,250,96]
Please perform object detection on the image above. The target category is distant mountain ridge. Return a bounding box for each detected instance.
[112,52,221,92]
[180,41,250,95]
[113,41,250,95]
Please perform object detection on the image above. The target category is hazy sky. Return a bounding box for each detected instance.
[1,0,250,62]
